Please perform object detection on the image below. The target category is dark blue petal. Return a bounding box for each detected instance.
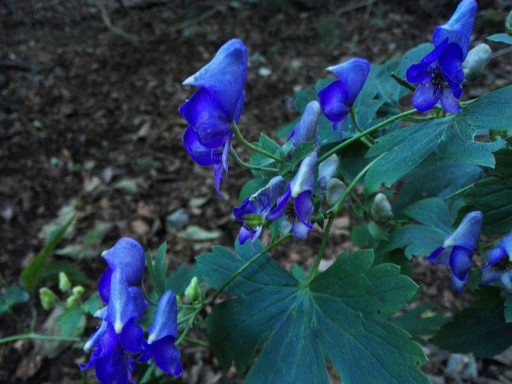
[294,191,314,230]
[179,88,232,148]
[318,80,350,132]
[148,290,178,344]
[292,220,311,240]
[151,338,183,376]
[183,39,247,120]
[445,211,482,252]
[238,225,256,244]
[268,188,292,221]
[427,246,450,265]
[498,230,512,257]
[183,127,219,167]
[128,286,148,323]
[120,319,145,354]
[101,238,145,287]
[451,272,469,294]
[481,262,502,285]
[440,88,461,113]
[449,246,473,280]
[439,43,464,84]
[327,58,370,104]
[98,267,113,303]
[406,62,431,84]
[486,247,507,264]
[433,0,477,58]
[411,84,439,113]
[95,347,130,384]
[290,152,317,198]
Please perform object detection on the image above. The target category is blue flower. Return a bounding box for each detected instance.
[428,211,483,293]
[180,39,247,195]
[139,290,182,376]
[97,237,145,303]
[481,231,512,289]
[287,100,320,154]
[318,58,370,139]
[233,176,286,245]
[268,152,317,239]
[406,0,477,113]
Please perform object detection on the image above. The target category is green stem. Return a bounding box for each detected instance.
[350,109,373,147]
[307,155,384,283]
[210,234,292,302]
[184,337,209,348]
[231,121,282,162]
[443,183,475,201]
[318,109,418,163]
[390,73,416,92]
[0,333,81,344]
[229,147,279,173]
[139,365,155,384]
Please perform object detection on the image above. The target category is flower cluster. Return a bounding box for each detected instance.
[80,238,182,384]
[406,0,477,113]
[180,39,247,196]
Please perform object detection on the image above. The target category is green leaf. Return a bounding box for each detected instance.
[165,264,200,295]
[56,308,86,337]
[457,149,512,234]
[403,198,452,232]
[177,225,221,241]
[250,134,281,177]
[434,287,512,358]
[22,214,75,294]
[38,261,92,286]
[391,303,450,344]
[198,242,428,384]
[0,285,30,314]
[146,243,168,297]
[505,293,512,323]
[487,33,512,44]
[80,292,103,316]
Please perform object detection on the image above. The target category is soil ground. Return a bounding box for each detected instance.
[1,1,512,383]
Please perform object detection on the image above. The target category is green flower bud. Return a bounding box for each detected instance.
[506,10,512,36]
[39,287,56,310]
[72,285,85,297]
[184,276,201,303]
[66,295,77,309]
[463,44,492,82]
[326,178,347,207]
[371,193,393,224]
[58,271,71,292]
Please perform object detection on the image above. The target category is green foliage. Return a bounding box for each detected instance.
[22,215,75,295]
[0,285,30,314]
[457,149,512,234]
[434,287,512,358]
[56,308,86,337]
[145,243,169,297]
[165,264,200,295]
[487,33,512,44]
[250,133,281,177]
[197,241,428,384]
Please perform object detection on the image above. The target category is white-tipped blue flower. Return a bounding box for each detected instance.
[287,100,320,153]
[428,211,483,293]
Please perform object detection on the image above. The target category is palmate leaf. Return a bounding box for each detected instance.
[197,241,429,384]
[364,86,512,194]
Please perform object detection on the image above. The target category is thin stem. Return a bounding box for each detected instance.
[229,147,279,173]
[210,234,292,302]
[231,122,282,162]
[307,155,384,283]
[443,183,475,201]
[0,333,81,344]
[184,337,209,348]
[318,109,418,163]
[350,108,373,147]
[390,73,416,91]
[139,365,155,384]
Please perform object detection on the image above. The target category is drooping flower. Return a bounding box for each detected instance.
[406,0,477,113]
[233,176,286,245]
[180,39,248,195]
[140,290,182,377]
[318,58,370,139]
[428,211,483,293]
[97,237,145,303]
[268,152,317,239]
[481,231,512,289]
[287,100,320,154]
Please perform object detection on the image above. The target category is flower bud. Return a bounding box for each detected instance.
[371,193,393,224]
[39,287,56,310]
[463,44,492,82]
[319,154,339,194]
[72,285,85,297]
[326,178,347,207]
[58,271,71,292]
[66,295,77,309]
[184,276,201,303]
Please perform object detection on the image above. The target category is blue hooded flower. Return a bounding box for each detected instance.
[180,39,247,195]
[481,231,512,289]
[318,58,370,139]
[139,290,182,377]
[406,0,477,113]
[287,100,320,154]
[233,176,286,245]
[428,211,483,293]
[97,237,145,303]
[433,0,477,59]
[268,152,317,239]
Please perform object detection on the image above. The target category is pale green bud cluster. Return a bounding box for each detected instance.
[184,276,201,303]
[371,193,393,224]
[463,44,492,82]
[39,287,56,310]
